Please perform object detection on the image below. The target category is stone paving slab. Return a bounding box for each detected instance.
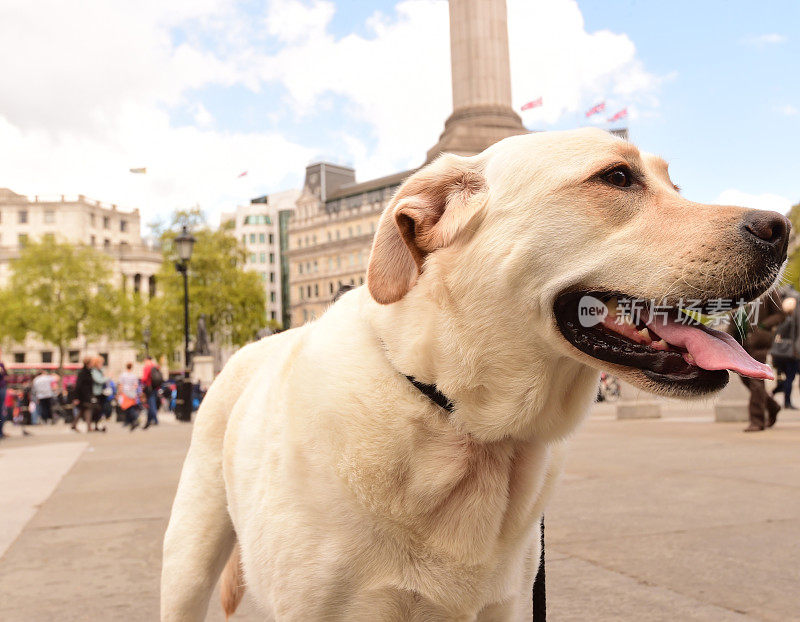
[1,410,798,621]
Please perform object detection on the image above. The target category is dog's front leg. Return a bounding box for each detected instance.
[161,369,238,620]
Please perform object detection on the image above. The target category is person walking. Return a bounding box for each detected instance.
[770,296,799,412]
[0,352,7,439]
[118,362,141,430]
[141,356,163,429]
[72,357,96,432]
[734,295,785,432]
[31,370,58,424]
[90,356,108,432]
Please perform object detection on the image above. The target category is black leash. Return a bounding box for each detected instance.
[404,376,546,621]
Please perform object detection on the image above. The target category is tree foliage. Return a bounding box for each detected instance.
[138,209,268,360]
[784,202,800,288]
[1,241,124,366]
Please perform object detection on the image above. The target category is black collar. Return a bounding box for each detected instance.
[405,376,454,413]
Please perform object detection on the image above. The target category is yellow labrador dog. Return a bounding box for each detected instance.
[162,128,787,621]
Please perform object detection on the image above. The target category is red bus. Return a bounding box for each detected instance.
[5,363,81,391]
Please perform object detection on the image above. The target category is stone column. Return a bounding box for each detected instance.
[426,0,527,162]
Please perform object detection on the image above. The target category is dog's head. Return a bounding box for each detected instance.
[367,128,789,401]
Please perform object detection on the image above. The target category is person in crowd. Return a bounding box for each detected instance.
[118,362,141,430]
[90,356,108,432]
[72,356,96,432]
[141,356,163,429]
[770,296,799,411]
[0,351,7,439]
[734,294,785,432]
[31,370,58,424]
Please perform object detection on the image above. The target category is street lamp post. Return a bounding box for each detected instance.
[142,327,151,359]
[174,226,196,379]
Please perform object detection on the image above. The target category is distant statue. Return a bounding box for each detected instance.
[196,314,210,355]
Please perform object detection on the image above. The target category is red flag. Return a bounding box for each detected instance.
[585,101,606,118]
[521,97,543,111]
[607,108,628,123]
[237,171,248,178]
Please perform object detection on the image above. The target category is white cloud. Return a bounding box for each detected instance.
[715,189,793,214]
[0,0,665,222]
[508,1,663,125]
[742,33,787,46]
[776,104,798,116]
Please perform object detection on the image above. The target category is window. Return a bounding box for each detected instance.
[13,352,25,363]
[306,262,310,273]
[356,225,361,235]
[313,260,318,272]
[260,252,266,263]
[336,256,341,268]
[242,234,246,244]
[336,230,340,240]
[41,351,53,364]
[120,220,128,232]
[269,272,275,283]
[18,233,28,246]
[328,258,333,270]
[313,235,317,244]
[299,263,303,274]
[269,253,275,264]
[299,286,304,300]
[327,231,332,242]
[303,309,308,322]
[270,311,276,320]
[259,233,266,244]
[348,226,353,237]
[44,210,55,224]
[307,285,311,298]
[91,213,96,226]
[359,276,364,285]
[314,284,319,297]
[261,272,267,282]
[329,282,334,294]
[104,238,110,248]
[43,233,55,243]
[103,216,110,229]
[249,233,256,244]
[371,221,376,233]
[100,352,109,366]
[68,350,80,363]
[90,235,96,246]
[250,253,256,264]
[269,233,274,244]
[270,291,276,303]
[18,210,28,224]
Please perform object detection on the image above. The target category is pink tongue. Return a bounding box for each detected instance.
[644,312,774,380]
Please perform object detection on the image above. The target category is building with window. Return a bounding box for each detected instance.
[0,188,162,374]
[221,188,300,328]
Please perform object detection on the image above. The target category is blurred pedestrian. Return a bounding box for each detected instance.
[72,356,96,433]
[141,356,163,429]
[770,296,799,411]
[31,370,58,424]
[90,356,108,432]
[118,362,141,430]
[0,351,7,439]
[734,295,784,432]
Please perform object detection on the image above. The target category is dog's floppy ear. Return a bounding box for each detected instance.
[367,154,487,304]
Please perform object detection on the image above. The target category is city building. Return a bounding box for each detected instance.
[0,188,161,374]
[286,0,530,326]
[221,189,300,327]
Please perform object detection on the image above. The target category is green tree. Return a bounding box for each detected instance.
[784,202,800,288]
[4,241,124,368]
[138,211,269,360]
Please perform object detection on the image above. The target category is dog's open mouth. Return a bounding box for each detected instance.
[554,291,774,392]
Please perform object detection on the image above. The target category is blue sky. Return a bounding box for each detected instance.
[0,0,796,224]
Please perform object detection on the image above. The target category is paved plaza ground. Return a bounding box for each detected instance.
[0,401,798,621]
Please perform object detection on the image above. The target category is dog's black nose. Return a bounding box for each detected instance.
[740,210,791,261]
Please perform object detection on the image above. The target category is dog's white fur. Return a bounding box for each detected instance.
[161,128,772,621]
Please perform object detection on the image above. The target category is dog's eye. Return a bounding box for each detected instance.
[603,167,633,188]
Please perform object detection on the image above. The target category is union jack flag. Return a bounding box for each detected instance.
[521,97,543,111]
[608,108,628,123]
[585,101,606,118]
